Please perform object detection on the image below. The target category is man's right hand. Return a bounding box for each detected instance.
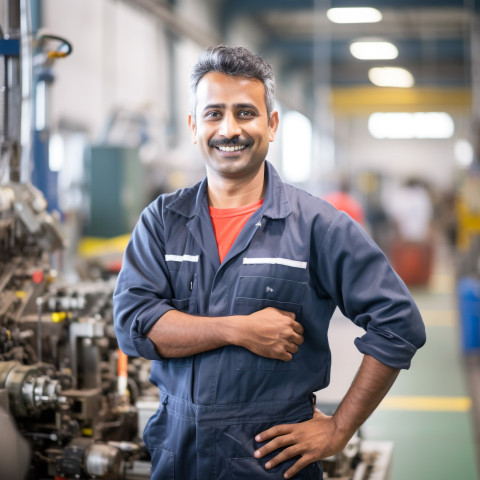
[238,307,304,361]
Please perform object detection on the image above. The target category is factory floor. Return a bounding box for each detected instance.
[316,238,480,480]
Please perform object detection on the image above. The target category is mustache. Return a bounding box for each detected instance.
[209,137,252,148]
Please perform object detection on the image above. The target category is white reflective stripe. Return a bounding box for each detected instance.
[165,254,199,263]
[243,257,307,269]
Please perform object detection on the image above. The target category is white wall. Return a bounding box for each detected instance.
[333,111,471,190]
[43,0,169,142]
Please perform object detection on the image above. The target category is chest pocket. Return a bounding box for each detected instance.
[234,276,306,371]
[170,270,198,315]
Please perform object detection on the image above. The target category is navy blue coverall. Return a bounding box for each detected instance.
[113,161,426,479]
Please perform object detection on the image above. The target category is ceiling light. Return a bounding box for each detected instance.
[368,112,454,139]
[326,7,382,24]
[368,67,414,88]
[350,41,398,60]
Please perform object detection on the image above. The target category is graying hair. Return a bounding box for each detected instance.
[190,45,276,121]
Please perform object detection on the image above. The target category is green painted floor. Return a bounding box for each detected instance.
[362,274,479,480]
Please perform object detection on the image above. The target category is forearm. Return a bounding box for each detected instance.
[146,306,304,360]
[147,309,241,357]
[332,354,400,442]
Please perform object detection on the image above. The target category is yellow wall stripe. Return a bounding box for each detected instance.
[332,87,471,115]
[79,234,131,258]
[380,395,472,412]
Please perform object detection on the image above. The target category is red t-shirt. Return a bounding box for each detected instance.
[209,199,264,263]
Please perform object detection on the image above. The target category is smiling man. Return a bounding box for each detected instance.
[113,45,426,479]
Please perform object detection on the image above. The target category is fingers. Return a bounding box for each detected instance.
[291,331,304,345]
[283,456,313,479]
[254,424,315,479]
[292,321,304,335]
[280,309,296,320]
[285,342,298,354]
[262,445,299,469]
[254,427,306,478]
[255,424,290,445]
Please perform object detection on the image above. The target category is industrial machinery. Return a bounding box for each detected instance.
[0,130,154,480]
[0,1,154,479]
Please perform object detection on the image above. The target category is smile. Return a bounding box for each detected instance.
[216,145,247,152]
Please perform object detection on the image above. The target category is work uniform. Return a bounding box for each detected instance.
[113,161,426,479]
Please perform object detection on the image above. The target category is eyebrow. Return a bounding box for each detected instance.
[201,103,260,113]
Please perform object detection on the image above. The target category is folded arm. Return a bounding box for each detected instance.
[147,307,304,361]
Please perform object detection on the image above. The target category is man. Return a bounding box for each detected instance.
[113,45,426,479]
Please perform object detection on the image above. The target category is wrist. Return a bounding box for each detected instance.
[223,315,247,347]
[331,413,357,448]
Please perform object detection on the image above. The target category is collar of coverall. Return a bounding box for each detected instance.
[166,160,293,221]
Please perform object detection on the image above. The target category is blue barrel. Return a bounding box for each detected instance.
[457,277,480,352]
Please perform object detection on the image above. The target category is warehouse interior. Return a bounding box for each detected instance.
[1,0,480,478]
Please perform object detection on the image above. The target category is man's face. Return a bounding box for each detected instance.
[188,72,279,181]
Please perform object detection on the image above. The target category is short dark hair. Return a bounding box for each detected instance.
[190,45,276,121]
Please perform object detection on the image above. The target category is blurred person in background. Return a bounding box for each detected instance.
[323,176,365,226]
[113,45,426,479]
[388,178,434,286]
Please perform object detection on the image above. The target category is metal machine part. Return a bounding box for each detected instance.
[85,442,123,478]
[47,438,123,479]
[0,361,66,416]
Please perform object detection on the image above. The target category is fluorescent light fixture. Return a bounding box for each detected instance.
[368,112,454,139]
[327,7,382,24]
[368,67,414,87]
[350,41,398,60]
[282,111,312,183]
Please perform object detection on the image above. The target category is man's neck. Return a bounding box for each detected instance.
[207,164,266,208]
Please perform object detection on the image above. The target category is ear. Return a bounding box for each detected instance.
[268,110,279,142]
[188,114,197,143]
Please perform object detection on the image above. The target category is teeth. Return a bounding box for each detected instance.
[217,145,246,152]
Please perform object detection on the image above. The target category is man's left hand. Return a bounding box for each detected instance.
[253,408,349,479]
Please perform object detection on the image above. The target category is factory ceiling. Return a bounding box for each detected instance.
[219,0,475,89]
[131,0,477,112]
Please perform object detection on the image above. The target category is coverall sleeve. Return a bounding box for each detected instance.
[113,204,174,360]
[316,212,426,369]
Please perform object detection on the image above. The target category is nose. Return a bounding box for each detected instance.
[218,112,242,138]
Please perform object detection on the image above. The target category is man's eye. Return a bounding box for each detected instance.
[205,111,220,119]
[238,110,255,117]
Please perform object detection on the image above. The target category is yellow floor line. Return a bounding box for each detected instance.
[380,395,472,412]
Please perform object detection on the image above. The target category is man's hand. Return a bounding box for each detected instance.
[238,307,304,361]
[253,408,348,479]
[253,355,400,478]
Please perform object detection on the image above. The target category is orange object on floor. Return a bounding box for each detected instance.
[391,240,433,286]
